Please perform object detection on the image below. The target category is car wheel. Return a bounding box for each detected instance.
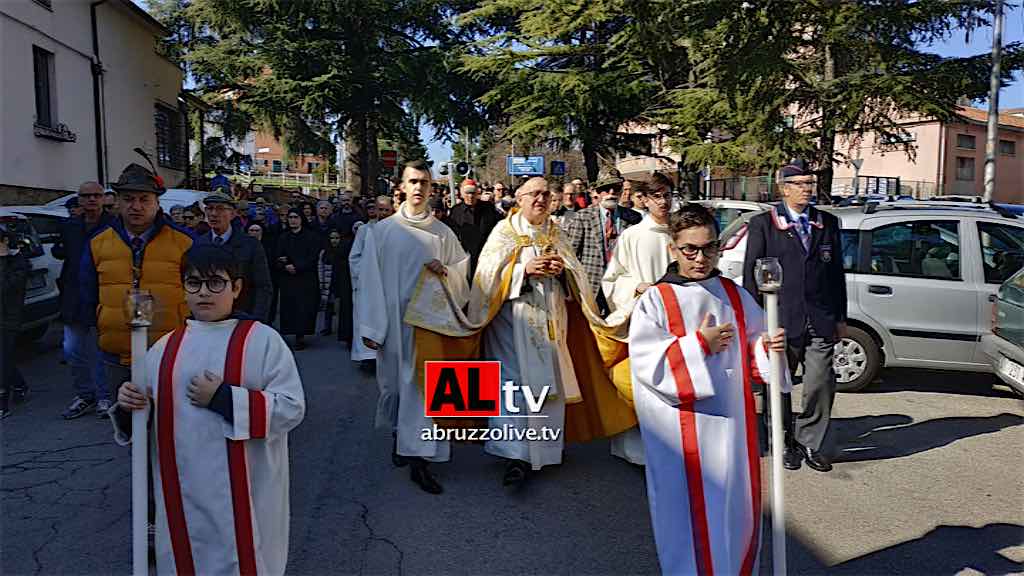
[833,326,881,392]
[19,322,49,342]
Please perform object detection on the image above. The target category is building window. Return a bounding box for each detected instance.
[272,160,282,172]
[999,139,1016,156]
[956,134,976,150]
[154,104,185,170]
[955,157,975,181]
[33,46,56,128]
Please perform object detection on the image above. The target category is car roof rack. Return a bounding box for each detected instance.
[861,200,1019,219]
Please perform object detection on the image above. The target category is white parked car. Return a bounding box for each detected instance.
[0,209,60,340]
[718,201,1024,392]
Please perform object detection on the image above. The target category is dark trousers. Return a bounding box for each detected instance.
[763,323,837,453]
[1,331,26,410]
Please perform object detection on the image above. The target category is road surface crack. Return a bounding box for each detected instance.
[354,499,404,576]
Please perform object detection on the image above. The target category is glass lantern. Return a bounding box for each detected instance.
[124,289,155,328]
[755,257,783,293]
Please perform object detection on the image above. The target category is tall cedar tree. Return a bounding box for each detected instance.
[176,0,484,196]
[645,0,1023,201]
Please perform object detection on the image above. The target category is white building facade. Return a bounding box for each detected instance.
[0,0,187,203]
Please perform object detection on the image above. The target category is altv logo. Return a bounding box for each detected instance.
[424,361,549,418]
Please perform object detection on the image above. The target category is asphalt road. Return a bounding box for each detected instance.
[2,326,1022,575]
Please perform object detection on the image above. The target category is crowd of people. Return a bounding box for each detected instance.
[4,154,847,575]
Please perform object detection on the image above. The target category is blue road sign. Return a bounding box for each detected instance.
[507,156,545,176]
[550,160,566,176]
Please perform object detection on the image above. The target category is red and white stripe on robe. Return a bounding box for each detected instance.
[629,277,790,576]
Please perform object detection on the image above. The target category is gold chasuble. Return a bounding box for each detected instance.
[404,209,637,442]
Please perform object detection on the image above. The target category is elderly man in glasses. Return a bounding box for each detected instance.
[741,162,847,473]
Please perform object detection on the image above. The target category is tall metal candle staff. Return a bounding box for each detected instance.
[755,256,787,575]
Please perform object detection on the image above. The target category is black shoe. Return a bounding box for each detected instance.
[391,435,408,468]
[293,337,306,351]
[800,445,833,472]
[502,460,531,490]
[410,461,443,495]
[783,445,803,470]
[12,387,28,404]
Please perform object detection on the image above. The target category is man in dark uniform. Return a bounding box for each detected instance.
[742,162,847,472]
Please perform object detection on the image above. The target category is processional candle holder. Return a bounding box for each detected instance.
[125,288,154,576]
[755,257,787,576]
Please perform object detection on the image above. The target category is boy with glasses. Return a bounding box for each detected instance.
[112,244,305,574]
[629,203,787,575]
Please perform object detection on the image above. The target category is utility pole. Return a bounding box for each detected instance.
[983,0,1004,202]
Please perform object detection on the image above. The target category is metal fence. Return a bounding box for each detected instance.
[831,177,938,199]
[702,175,940,201]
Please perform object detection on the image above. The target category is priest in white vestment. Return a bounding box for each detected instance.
[349,195,395,364]
[601,178,675,466]
[356,161,470,494]
[629,204,789,575]
[402,177,638,490]
[480,177,583,485]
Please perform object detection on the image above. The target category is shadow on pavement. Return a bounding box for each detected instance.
[828,523,1024,574]
[832,413,1023,463]
[867,367,1019,398]
[774,523,1024,575]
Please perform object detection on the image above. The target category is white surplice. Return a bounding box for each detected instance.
[629,276,790,576]
[483,212,580,470]
[348,220,378,362]
[356,203,469,461]
[602,214,674,465]
[112,319,306,576]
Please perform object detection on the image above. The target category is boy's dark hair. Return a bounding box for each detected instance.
[669,203,719,237]
[181,244,241,281]
[403,159,431,174]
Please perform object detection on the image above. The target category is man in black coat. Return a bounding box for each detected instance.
[52,181,115,419]
[447,178,502,279]
[742,163,847,472]
[196,192,273,322]
[0,223,29,419]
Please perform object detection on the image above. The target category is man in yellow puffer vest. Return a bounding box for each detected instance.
[79,162,193,402]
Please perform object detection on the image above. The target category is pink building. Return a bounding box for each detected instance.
[833,106,1023,203]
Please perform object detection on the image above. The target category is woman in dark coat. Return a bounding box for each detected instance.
[322,228,355,346]
[274,208,321,350]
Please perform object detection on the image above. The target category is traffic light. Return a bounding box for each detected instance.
[439,164,449,176]
[456,161,470,176]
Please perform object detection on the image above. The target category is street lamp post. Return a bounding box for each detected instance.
[755,257,787,575]
[125,289,154,576]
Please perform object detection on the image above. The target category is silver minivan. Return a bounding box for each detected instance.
[719,201,1024,391]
